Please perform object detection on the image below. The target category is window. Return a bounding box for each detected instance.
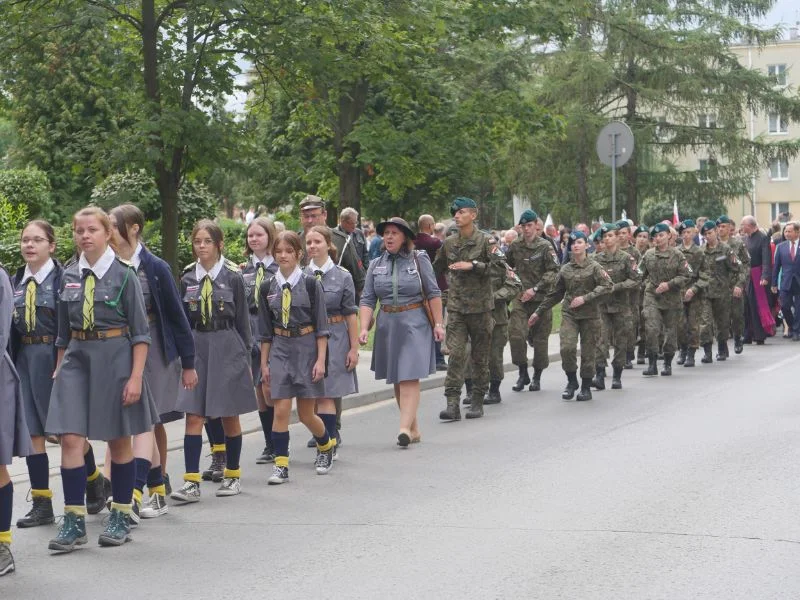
[655,115,673,142]
[698,159,712,182]
[698,113,717,129]
[768,113,789,134]
[769,158,789,181]
[771,202,790,222]
[768,64,787,86]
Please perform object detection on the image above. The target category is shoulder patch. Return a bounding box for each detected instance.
[182,261,196,274]
[224,259,240,272]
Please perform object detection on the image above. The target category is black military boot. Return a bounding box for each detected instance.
[660,353,674,376]
[465,393,484,419]
[528,368,543,391]
[561,372,579,400]
[461,378,473,405]
[512,364,529,392]
[734,336,744,354]
[439,396,461,421]
[591,366,606,390]
[576,378,593,401]
[676,346,687,366]
[701,343,713,364]
[611,366,623,389]
[642,353,658,377]
[636,342,646,364]
[684,347,696,368]
[86,472,111,515]
[716,340,729,360]
[624,351,634,370]
[484,380,502,405]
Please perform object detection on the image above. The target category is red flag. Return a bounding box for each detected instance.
[672,199,680,226]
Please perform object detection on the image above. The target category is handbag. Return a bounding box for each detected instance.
[413,252,436,329]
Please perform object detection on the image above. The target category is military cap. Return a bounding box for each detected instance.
[450,197,477,216]
[633,225,649,236]
[299,194,326,211]
[700,220,716,233]
[518,209,539,225]
[681,219,696,229]
[651,223,670,236]
[615,219,632,230]
[376,217,416,240]
[595,222,619,240]
[716,215,733,225]
[570,230,588,242]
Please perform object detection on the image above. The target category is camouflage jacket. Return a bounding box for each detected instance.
[721,235,750,287]
[593,249,641,313]
[678,244,704,299]
[536,257,612,320]
[490,248,523,325]
[433,227,495,313]
[504,236,560,306]
[695,242,745,298]
[639,247,692,310]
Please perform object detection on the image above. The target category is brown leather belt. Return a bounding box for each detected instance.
[381,302,423,314]
[71,327,129,341]
[21,335,54,345]
[273,325,315,338]
[327,315,346,324]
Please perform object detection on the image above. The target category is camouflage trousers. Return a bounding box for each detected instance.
[560,312,600,379]
[509,299,552,370]
[700,296,731,344]
[677,299,702,349]
[444,311,493,400]
[597,310,633,370]
[643,304,679,355]
[463,322,508,382]
[730,295,745,339]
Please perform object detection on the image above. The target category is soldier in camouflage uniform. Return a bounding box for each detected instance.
[675,220,704,367]
[616,220,641,368]
[592,223,641,391]
[530,231,612,401]
[433,197,496,420]
[639,223,692,377]
[505,209,560,392]
[695,220,745,363]
[716,215,750,354]
[633,225,651,363]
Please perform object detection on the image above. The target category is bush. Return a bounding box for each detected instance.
[0,168,54,220]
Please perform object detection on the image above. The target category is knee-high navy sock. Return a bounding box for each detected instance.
[320,414,337,443]
[146,466,164,489]
[26,452,50,492]
[205,418,225,448]
[258,409,274,446]
[0,482,12,535]
[134,457,151,494]
[224,435,242,474]
[110,460,135,506]
[271,431,290,465]
[184,435,202,476]
[83,445,99,480]
[61,465,87,508]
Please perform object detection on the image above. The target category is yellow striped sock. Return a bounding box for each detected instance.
[223,468,241,479]
[111,502,132,515]
[211,444,226,453]
[184,472,202,483]
[275,456,289,468]
[86,468,100,482]
[317,438,335,452]
[64,505,86,516]
[0,530,11,544]
[149,484,166,496]
[133,489,143,504]
[31,488,53,499]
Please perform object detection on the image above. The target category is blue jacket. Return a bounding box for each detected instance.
[772,240,800,293]
[139,246,196,369]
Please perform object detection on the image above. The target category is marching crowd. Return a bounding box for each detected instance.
[1,195,795,577]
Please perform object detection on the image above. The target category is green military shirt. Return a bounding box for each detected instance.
[490,248,523,325]
[504,236,560,305]
[723,235,750,286]
[638,247,692,309]
[695,242,745,298]
[535,257,612,320]
[433,227,495,313]
[593,249,641,313]
[678,244,704,295]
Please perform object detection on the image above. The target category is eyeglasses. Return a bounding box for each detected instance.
[21,237,50,245]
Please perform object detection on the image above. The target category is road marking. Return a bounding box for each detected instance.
[758,353,800,372]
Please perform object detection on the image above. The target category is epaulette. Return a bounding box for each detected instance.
[182,261,196,274]
[224,259,240,272]
[336,265,349,273]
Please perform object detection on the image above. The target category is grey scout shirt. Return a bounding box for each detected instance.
[258,272,330,342]
[361,250,440,310]
[304,263,358,317]
[13,265,59,338]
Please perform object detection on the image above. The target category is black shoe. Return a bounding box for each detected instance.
[512,365,530,392]
[256,444,275,464]
[48,512,88,553]
[306,437,316,448]
[756,340,765,345]
[701,343,713,364]
[528,369,542,391]
[660,353,673,376]
[611,367,622,389]
[86,473,111,515]
[98,508,132,547]
[164,473,172,497]
[17,495,55,528]
[0,543,13,576]
[734,337,743,354]
[676,347,686,366]
[642,354,658,377]
[561,373,579,400]
[591,366,605,390]
[439,398,461,421]
[436,361,448,371]
[624,351,634,369]
[484,380,502,405]
[684,348,696,368]
[576,378,593,401]
[716,341,728,361]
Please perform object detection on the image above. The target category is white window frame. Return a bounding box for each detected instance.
[698,113,717,129]
[768,64,787,87]
[698,159,711,182]
[768,113,789,134]
[771,202,790,222]
[769,158,790,181]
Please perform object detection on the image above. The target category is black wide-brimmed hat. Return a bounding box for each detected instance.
[376,217,415,240]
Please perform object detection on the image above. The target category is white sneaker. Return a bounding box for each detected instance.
[140,494,168,518]
[170,481,201,503]
[268,465,289,484]
[216,478,241,497]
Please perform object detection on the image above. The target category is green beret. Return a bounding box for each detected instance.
[518,209,539,225]
[651,223,670,235]
[634,225,649,236]
[589,228,602,242]
[450,197,477,216]
[700,220,716,233]
[681,219,696,229]
[716,215,732,225]
[570,231,587,242]
[615,219,632,230]
[595,222,619,240]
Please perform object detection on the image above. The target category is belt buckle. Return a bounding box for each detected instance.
[288,325,300,336]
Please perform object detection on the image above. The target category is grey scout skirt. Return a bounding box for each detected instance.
[16,342,56,437]
[0,352,31,464]
[145,320,183,423]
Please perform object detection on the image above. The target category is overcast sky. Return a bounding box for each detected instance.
[767,0,799,28]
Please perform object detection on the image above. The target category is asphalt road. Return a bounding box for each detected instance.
[4,340,800,599]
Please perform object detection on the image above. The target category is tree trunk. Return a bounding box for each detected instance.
[622,57,638,223]
[334,79,369,215]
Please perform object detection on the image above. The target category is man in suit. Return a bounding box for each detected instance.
[771,221,800,340]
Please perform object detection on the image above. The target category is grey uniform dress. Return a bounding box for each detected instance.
[258,269,330,400]
[0,268,31,464]
[12,261,59,437]
[242,255,278,384]
[304,262,359,398]
[361,250,441,383]
[177,258,256,418]
[46,255,159,440]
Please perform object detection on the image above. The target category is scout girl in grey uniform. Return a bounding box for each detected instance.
[47,207,158,552]
[10,221,60,530]
[258,231,333,483]
[109,205,198,519]
[358,218,444,447]
[304,225,359,464]
[0,265,31,576]
[241,217,279,464]
[172,220,254,503]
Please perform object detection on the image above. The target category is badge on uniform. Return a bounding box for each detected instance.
[186,285,199,292]
[12,308,19,323]
[374,266,388,275]
[65,282,81,289]
[218,300,225,312]
[189,300,198,312]
[407,267,418,275]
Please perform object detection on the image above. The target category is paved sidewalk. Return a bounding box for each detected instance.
[8,333,563,482]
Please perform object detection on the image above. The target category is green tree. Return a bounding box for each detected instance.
[0,168,53,218]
